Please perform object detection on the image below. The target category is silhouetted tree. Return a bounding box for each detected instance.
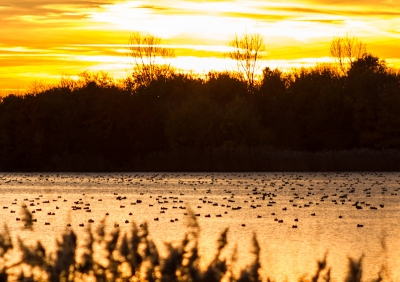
[330,33,366,75]
[220,96,265,147]
[165,95,222,150]
[1,52,400,171]
[347,54,400,148]
[227,32,265,91]
[204,72,247,105]
[128,32,175,88]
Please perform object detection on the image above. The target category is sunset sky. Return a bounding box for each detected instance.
[1,0,400,92]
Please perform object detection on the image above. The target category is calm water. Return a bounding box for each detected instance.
[0,172,399,281]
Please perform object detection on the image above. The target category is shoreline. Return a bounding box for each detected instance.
[5,148,400,172]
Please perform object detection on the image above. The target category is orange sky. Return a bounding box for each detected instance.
[1,0,400,92]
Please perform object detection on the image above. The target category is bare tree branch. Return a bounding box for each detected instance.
[330,33,366,75]
[128,32,175,87]
[227,33,265,91]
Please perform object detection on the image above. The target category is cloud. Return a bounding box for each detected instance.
[4,0,112,10]
[299,0,399,7]
[257,4,400,19]
[0,0,113,25]
[221,11,288,22]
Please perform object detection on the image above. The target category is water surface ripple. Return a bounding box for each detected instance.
[0,172,399,281]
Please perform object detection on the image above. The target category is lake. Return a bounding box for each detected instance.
[0,172,399,281]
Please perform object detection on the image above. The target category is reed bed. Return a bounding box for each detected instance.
[0,207,385,282]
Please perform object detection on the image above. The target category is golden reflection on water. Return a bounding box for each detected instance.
[0,172,399,281]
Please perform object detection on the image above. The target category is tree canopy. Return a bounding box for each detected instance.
[1,53,400,171]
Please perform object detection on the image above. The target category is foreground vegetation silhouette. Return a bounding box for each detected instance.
[1,53,400,171]
[0,208,381,282]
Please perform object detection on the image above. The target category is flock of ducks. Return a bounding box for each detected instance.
[0,172,398,231]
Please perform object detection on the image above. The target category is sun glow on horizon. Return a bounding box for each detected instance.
[1,0,400,91]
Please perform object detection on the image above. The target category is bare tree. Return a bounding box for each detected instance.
[128,32,175,86]
[330,33,366,74]
[227,32,266,91]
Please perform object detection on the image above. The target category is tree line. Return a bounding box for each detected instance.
[1,33,400,171]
